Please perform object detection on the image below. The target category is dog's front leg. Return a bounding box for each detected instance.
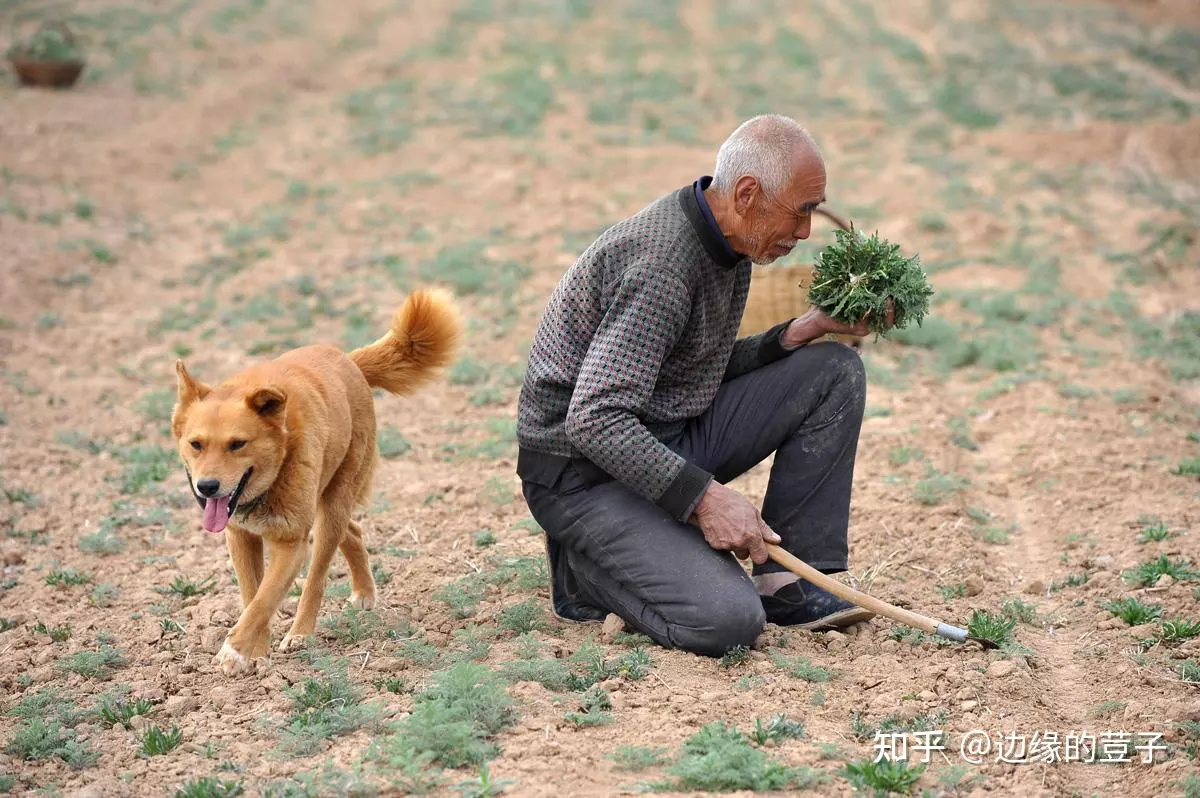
[225,525,264,609]
[216,533,307,676]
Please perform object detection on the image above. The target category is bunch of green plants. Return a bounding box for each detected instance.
[5,25,82,61]
[807,227,934,338]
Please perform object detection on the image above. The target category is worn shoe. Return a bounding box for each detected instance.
[760,578,875,630]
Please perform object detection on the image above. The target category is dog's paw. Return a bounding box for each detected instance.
[278,632,311,653]
[214,639,258,676]
[348,590,376,611]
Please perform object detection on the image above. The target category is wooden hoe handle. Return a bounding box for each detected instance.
[765,544,969,642]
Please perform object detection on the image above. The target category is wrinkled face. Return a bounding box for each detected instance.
[736,151,828,265]
[171,361,288,535]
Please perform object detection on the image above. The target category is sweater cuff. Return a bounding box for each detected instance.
[656,461,713,522]
[757,319,796,365]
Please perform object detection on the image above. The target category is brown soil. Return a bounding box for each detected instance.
[2,1,1199,797]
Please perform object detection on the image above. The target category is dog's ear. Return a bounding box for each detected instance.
[175,360,210,407]
[247,386,286,418]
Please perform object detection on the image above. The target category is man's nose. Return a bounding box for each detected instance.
[196,478,221,497]
[795,216,812,240]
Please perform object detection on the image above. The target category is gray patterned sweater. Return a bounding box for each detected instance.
[516,177,795,522]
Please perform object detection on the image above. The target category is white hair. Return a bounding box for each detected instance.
[711,114,819,195]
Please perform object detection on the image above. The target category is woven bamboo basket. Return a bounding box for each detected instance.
[738,205,862,348]
[7,22,86,89]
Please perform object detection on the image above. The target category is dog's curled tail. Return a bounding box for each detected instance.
[349,287,462,396]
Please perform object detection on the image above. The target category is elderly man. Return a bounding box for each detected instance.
[516,114,888,657]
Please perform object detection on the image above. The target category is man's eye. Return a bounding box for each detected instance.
[229,440,247,451]
[190,440,202,451]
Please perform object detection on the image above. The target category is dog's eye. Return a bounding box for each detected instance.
[189,440,202,451]
[229,440,246,451]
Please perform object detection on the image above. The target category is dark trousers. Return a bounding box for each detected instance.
[520,341,867,657]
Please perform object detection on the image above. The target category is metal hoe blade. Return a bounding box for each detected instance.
[934,622,999,650]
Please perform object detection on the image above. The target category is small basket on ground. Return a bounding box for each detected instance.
[738,205,863,348]
[6,22,86,89]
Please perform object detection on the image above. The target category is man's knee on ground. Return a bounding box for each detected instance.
[669,595,766,658]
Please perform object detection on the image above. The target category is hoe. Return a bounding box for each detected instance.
[767,544,999,649]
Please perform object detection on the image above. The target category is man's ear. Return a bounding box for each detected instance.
[175,360,210,407]
[732,174,761,217]
[247,386,286,418]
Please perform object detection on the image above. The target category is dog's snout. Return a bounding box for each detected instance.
[196,478,221,497]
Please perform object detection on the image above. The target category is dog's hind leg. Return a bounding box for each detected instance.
[226,526,264,609]
[279,508,345,652]
[340,519,376,610]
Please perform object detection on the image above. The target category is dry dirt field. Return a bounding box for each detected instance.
[2,1,1200,796]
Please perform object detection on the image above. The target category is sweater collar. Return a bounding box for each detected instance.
[677,176,746,270]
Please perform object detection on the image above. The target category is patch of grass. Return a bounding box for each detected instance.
[434,575,487,620]
[1089,699,1126,719]
[89,583,119,607]
[1173,458,1200,477]
[912,468,967,506]
[57,643,128,680]
[935,75,1002,129]
[396,629,444,669]
[967,609,1017,647]
[1000,597,1037,625]
[609,744,670,772]
[649,720,827,793]
[1138,518,1176,543]
[937,583,966,600]
[79,526,126,555]
[1180,660,1200,684]
[3,718,98,768]
[850,709,948,743]
[888,446,924,466]
[452,762,515,798]
[377,425,412,458]
[1158,618,1200,643]
[320,608,383,644]
[842,757,926,795]
[498,599,548,634]
[498,657,575,692]
[418,241,529,298]
[564,685,614,727]
[770,650,835,682]
[1124,555,1200,587]
[99,696,155,729]
[45,568,90,587]
[33,620,73,642]
[161,575,216,598]
[749,714,805,746]
[450,624,494,663]
[1049,570,1091,592]
[1101,597,1162,626]
[388,661,517,769]
[113,444,176,494]
[277,670,380,757]
[342,79,416,155]
[718,645,751,668]
[449,357,491,386]
[174,777,246,798]
[141,725,183,756]
[917,210,948,233]
[472,529,496,548]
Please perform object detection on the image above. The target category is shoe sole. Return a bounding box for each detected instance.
[790,606,876,631]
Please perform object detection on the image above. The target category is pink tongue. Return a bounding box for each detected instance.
[202,496,231,534]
